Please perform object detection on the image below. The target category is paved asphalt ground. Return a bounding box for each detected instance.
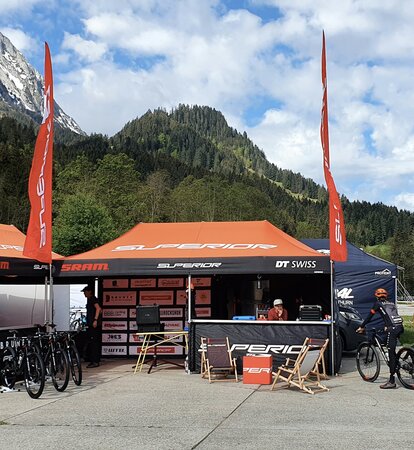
[1,353,413,450]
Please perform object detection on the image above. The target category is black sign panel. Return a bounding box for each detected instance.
[189,320,333,374]
[55,256,331,277]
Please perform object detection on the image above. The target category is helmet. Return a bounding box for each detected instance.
[374,288,388,298]
[273,299,283,306]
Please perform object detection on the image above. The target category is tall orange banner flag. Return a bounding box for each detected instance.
[23,42,54,263]
[320,32,347,262]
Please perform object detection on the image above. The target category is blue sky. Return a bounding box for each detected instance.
[1,0,414,212]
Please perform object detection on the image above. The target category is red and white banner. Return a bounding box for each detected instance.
[23,43,54,263]
[102,321,128,330]
[320,32,347,262]
[103,291,137,306]
[102,308,128,319]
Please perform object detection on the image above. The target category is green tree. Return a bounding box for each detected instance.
[53,194,115,256]
[142,170,171,222]
[93,153,144,232]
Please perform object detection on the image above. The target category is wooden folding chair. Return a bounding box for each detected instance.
[200,337,208,379]
[270,337,329,394]
[201,337,238,383]
[308,338,329,380]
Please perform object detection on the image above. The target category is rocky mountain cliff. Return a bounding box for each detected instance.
[0,32,84,136]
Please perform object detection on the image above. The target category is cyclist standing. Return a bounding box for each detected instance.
[356,288,404,389]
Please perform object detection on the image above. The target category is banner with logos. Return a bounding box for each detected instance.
[101,275,210,356]
[189,321,333,374]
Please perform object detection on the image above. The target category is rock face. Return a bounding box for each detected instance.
[0,32,84,135]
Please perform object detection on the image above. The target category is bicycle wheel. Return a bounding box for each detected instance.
[396,347,414,390]
[1,347,17,388]
[356,343,380,382]
[70,319,80,331]
[68,343,82,386]
[24,351,45,399]
[51,348,70,392]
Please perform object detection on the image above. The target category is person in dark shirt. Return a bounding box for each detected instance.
[267,299,288,321]
[82,285,102,368]
[356,288,404,389]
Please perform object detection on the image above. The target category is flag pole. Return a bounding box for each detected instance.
[49,264,54,329]
[330,260,335,374]
[23,42,54,331]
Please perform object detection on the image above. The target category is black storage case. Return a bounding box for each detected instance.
[136,305,164,332]
[299,305,323,321]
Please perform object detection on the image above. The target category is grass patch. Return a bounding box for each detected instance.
[0,421,8,425]
[401,315,414,346]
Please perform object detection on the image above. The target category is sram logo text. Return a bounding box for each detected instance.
[61,263,109,272]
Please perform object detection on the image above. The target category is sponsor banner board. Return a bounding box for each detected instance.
[129,308,136,318]
[102,308,128,319]
[163,320,183,330]
[195,307,211,318]
[102,321,128,331]
[176,290,187,305]
[160,308,183,319]
[102,333,128,343]
[195,289,211,305]
[192,277,211,287]
[103,279,129,289]
[129,345,183,355]
[139,291,174,305]
[131,278,156,288]
[101,346,127,356]
[129,321,138,331]
[103,291,137,306]
[158,278,184,288]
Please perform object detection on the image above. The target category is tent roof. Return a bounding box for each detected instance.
[301,238,396,269]
[64,221,324,260]
[0,224,61,260]
[0,224,30,259]
[0,224,60,277]
[55,221,330,276]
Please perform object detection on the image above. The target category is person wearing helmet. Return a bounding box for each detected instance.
[267,298,288,321]
[356,288,404,389]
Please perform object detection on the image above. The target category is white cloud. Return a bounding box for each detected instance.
[0,28,40,55]
[3,0,414,210]
[0,0,42,15]
[61,32,108,62]
[394,193,414,212]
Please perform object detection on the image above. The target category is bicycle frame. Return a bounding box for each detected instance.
[368,332,389,366]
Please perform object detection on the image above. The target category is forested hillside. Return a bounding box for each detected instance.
[1,105,413,290]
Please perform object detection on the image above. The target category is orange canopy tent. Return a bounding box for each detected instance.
[54,221,330,277]
[0,224,60,278]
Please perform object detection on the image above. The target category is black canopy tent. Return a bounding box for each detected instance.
[302,239,398,329]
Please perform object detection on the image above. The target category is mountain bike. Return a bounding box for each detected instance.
[33,325,70,392]
[356,328,414,389]
[70,309,87,331]
[59,331,82,386]
[0,331,45,399]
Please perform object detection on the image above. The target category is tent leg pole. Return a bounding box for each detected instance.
[330,260,335,375]
[44,275,48,328]
[187,274,192,323]
[49,264,54,329]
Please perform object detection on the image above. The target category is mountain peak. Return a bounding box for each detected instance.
[0,32,84,135]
